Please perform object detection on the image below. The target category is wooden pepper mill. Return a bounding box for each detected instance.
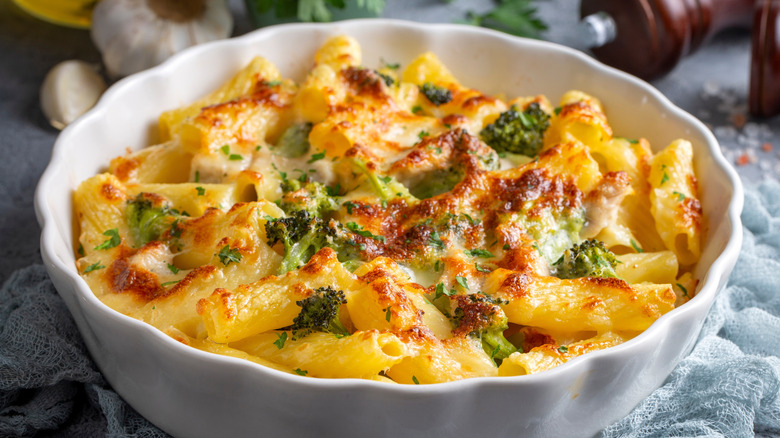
[579,0,780,117]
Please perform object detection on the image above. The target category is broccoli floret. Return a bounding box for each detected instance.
[409,167,464,199]
[125,194,177,247]
[290,286,349,339]
[265,210,339,274]
[279,179,340,217]
[450,293,517,364]
[352,159,416,202]
[274,123,313,158]
[480,103,550,156]
[420,82,453,106]
[552,239,620,279]
[265,210,364,274]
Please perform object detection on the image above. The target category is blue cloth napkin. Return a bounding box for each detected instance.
[2,182,779,437]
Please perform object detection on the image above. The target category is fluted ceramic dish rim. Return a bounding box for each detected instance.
[35,19,744,438]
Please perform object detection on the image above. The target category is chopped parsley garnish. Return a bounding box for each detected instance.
[229,153,243,161]
[503,244,511,250]
[170,220,183,238]
[167,263,180,274]
[412,376,420,385]
[464,248,494,258]
[84,261,105,273]
[554,106,562,116]
[417,130,429,140]
[475,263,492,273]
[343,201,358,214]
[293,368,308,376]
[381,58,400,70]
[195,186,205,196]
[77,244,85,257]
[161,280,180,287]
[194,170,200,182]
[378,175,392,184]
[346,222,386,242]
[274,332,287,349]
[455,276,469,290]
[384,306,392,322]
[676,283,689,297]
[411,105,423,114]
[217,245,242,266]
[94,229,120,250]
[630,239,644,253]
[264,80,282,87]
[660,172,670,185]
[307,151,326,163]
[429,231,445,249]
[673,191,686,202]
[558,345,569,353]
[220,145,230,155]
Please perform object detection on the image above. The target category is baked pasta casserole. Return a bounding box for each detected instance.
[74,35,702,384]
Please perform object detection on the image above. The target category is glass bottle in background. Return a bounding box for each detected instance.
[12,0,98,29]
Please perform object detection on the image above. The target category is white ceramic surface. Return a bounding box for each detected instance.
[35,20,744,438]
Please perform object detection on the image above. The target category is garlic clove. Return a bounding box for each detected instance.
[40,60,107,130]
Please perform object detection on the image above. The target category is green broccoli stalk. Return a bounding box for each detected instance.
[419,82,453,106]
[290,286,350,339]
[351,158,416,202]
[125,194,177,247]
[279,179,340,217]
[451,293,517,364]
[274,123,313,158]
[480,102,550,156]
[552,239,620,279]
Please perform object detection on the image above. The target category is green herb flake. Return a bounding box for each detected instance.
[554,106,562,116]
[293,368,308,376]
[418,130,429,139]
[660,172,670,185]
[255,145,262,151]
[626,138,639,144]
[220,145,230,155]
[217,245,242,266]
[503,243,511,250]
[307,151,326,163]
[161,280,180,287]
[455,276,469,290]
[229,153,243,161]
[77,244,85,257]
[378,175,392,184]
[411,105,423,114]
[630,239,644,253]
[167,263,180,274]
[475,263,492,273]
[434,260,442,272]
[343,201,357,214]
[676,283,689,297]
[384,306,392,322]
[264,80,282,87]
[412,376,420,385]
[274,332,287,349]
[84,261,105,273]
[195,186,206,196]
[558,345,569,353]
[429,231,445,249]
[673,191,686,202]
[346,222,386,242]
[94,229,121,250]
[194,170,200,182]
[464,248,494,258]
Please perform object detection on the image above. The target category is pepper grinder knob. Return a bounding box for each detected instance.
[580,0,754,80]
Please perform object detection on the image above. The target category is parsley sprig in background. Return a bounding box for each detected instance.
[247,0,547,39]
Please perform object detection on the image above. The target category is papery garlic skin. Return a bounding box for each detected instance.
[40,60,107,130]
[91,0,233,78]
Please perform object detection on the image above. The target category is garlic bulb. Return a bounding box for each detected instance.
[40,60,107,130]
[91,0,233,78]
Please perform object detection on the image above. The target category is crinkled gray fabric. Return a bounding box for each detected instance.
[0,265,168,437]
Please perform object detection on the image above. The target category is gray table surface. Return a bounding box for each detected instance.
[0,1,772,294]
